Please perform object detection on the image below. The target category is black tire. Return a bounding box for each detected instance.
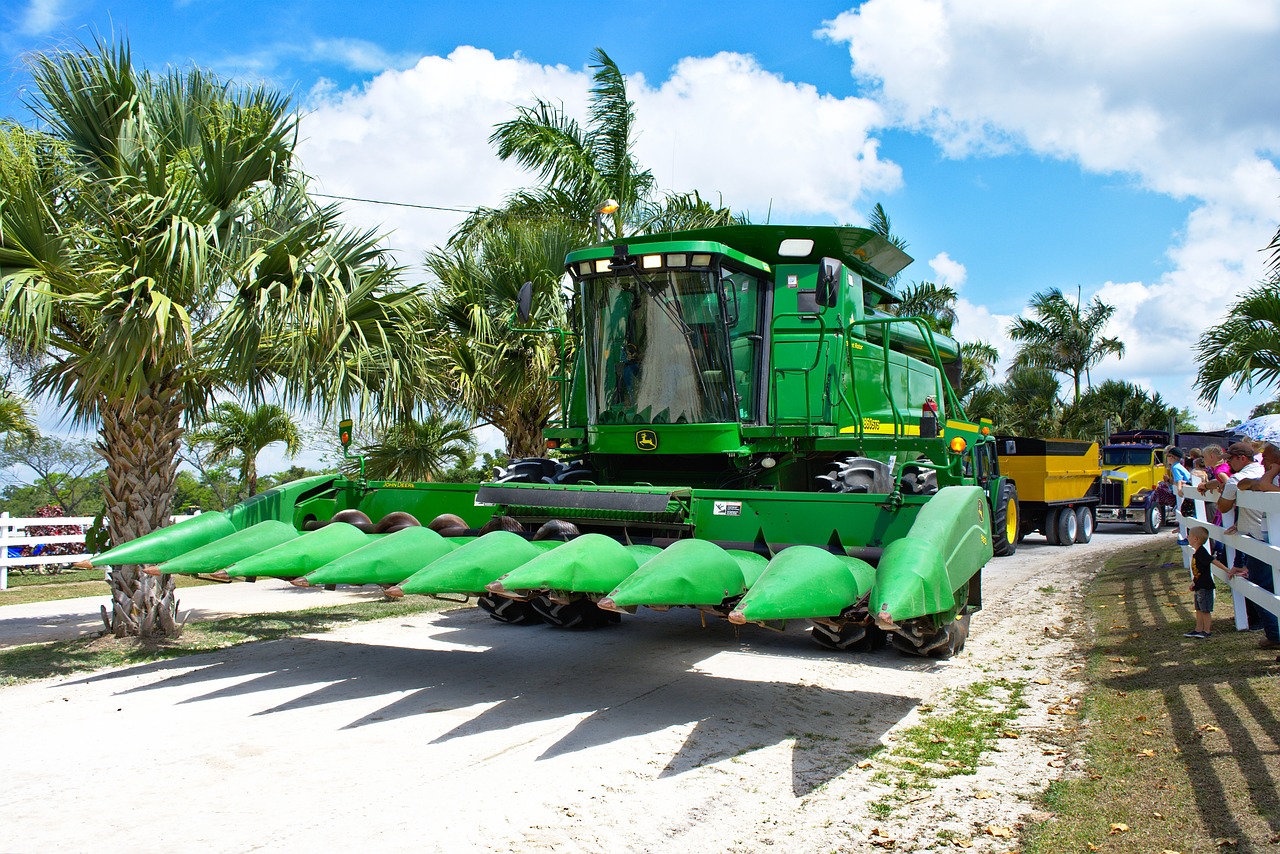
[990,481,1019,557]
[478,594,544,625]
[1074,506,1095,543]
[889,617,968,659]
[810,622,885,652]
[531,595,619,630]
[1044,508,1061,545]
[1056,506,1079,546]
[1141,502,1162,535]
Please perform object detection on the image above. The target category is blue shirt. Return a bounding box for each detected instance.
[1170,462,1192,484]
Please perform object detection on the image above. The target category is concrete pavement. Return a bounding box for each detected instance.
[0,578,386,647]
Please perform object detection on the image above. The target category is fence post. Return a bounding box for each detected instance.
[0,510,8,591]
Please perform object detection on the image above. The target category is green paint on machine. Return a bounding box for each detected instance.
[93,225,1000,659]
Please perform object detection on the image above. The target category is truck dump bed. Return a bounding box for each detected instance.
[996,437,1101,504]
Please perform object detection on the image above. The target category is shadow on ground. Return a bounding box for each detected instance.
[65,606,940,796]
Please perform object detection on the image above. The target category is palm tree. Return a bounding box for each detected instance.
[0,393,37,444]
[457,48,736,243]
[359,413,477,482]
[189,402,302,497]
[958,340,1000,406]
[0,40,430,637]
[998,366,1063,437]
[889,281,960,335]
[1059,379,1184,440]
[1195,283,1280,406]
[425,218,578,457]
[1007,287,1125,404]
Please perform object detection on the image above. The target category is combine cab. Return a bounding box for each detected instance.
[91,225,1002,658]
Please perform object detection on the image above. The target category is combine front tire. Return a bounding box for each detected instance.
[810,622,885,652]
[478,594,544,625]
[531,595,619,630]
[991,481,1019,557]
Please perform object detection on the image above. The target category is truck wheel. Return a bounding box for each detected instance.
[1044,508,1061,545]
[990,481,1019,557]
[1141,503,1162,535]
[1074,506,1095,543]
[1056,507,1079,546]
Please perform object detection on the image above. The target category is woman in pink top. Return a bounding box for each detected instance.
[1201,444,1232,526]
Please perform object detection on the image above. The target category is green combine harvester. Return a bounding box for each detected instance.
[90,225,1013,658]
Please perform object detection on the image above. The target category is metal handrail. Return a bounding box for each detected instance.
[768,311,830,432]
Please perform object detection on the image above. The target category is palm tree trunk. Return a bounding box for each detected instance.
[97,383,184,639]
[505,418,548,459]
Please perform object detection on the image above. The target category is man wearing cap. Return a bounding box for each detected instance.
[1218,442,1280,649]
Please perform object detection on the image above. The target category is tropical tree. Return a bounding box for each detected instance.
[457,48,737,243]
[1195,284,1280,406]
[0,434,103,514]
[357,413,477,482]
[889,281,960,336]
[188,402,302,497]
[425,219,578,457]
[0,41,430,637]
[1007,287,1125,404]
[1059,379,1192,440]
[0,393,36,443]
[957,340,1000,407]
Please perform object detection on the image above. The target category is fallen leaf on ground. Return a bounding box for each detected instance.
[1110,822,1130,834]
[1160,850,1181,854]
[857,760,874,768]
[1033,677,1052,684]
[1215,839,1239,847]
[1139,749,1155,757]
[952,839,972,849]
[1001,730,1020,738]
[1142,730,1155,736]
[985,825,1013,838]
[1198,724,1221,733]
[1153,812,1164,819]
[1135,715,1148,722]
[974,790,994,799]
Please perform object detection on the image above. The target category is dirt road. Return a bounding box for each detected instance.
[0,529,1161,853]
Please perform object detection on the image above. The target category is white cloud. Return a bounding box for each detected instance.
[294,47,902,270]
[927,252,966,288]
[19,0,68,35]
[824,0,1280,421]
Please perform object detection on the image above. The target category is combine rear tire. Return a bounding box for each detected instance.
[478,594,544,625]
[1141,503,1162,535]
[990,481,1019,557]
[531,595,619,630]
[1055,507,1079,546]
[810,623,885,652]
[1074,506,1095,543]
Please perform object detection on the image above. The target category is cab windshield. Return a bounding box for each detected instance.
[583,269,756,425]
[1102,447,1158,467]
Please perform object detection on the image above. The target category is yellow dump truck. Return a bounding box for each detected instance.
[995,436,1102,546]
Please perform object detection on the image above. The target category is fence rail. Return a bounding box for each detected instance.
[0,512,200,591]
[1175,482,1280,631]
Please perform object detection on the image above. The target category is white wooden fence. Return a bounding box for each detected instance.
[1175,483,1280,631]
[0,512,200,591]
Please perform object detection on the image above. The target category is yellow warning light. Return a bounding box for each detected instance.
[598,199,620,215]
[949,436,967,454]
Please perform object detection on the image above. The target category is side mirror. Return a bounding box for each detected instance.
[817,257,841,308]
[516,281,533,325]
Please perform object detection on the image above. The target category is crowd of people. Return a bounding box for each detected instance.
[1162,439,1280,658]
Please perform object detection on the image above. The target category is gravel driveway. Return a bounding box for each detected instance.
[0,529,1161,853]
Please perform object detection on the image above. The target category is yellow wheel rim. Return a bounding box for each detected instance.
[1005,499,1018,543]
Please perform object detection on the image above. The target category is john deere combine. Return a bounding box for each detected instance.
[90,225,1007,658]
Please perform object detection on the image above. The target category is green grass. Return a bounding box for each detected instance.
[1021,544,1280,853]
[1,568,216,606]
[0,598,455,687]
[868,677,1027,815]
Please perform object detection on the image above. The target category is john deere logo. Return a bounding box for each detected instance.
[636,429,658,451]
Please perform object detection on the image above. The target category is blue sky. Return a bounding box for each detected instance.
[3,0,1279,471]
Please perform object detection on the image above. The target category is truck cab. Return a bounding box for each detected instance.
[1095,429,1168,533]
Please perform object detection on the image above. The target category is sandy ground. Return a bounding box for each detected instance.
[0,528,1159,853]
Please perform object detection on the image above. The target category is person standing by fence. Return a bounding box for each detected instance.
[1218,441,1280,650]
